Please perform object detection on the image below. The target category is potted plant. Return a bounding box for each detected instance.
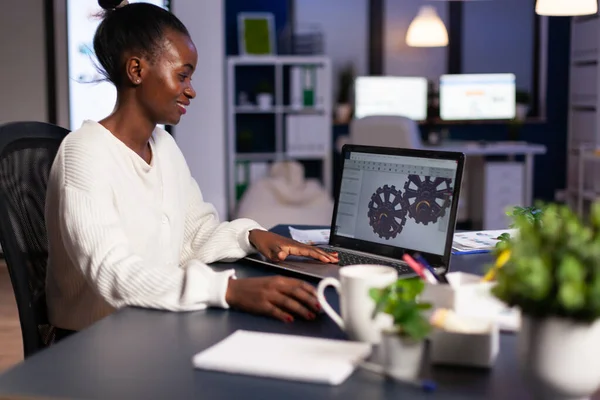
[495,205,544,250]
[255,81,274,110]
[515,89,531,121]
[492,202,600,399]
[370,278,432,380]
[335,63,355,124]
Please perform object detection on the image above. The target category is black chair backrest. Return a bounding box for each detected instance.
[0,121,69,357]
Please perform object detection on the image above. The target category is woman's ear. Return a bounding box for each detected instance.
[125,56,143,85]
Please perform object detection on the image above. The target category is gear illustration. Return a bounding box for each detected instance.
[403,175,453,225]
[367,184,409,239]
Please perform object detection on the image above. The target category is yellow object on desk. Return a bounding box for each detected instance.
[482,250,511,282]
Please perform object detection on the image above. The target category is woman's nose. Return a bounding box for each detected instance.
[185,85,196,99]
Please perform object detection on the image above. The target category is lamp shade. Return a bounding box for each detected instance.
[406,6,448,47]
[535,0,597,16]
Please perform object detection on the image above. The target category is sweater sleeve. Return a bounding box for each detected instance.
[179,177,266,266]
[59,185,235,311]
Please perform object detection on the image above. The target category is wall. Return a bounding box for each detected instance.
[0,0,48,123]
[172,0,228,218]
[384,0,449,82]
[294,0,368,95]
[462,0,535,94]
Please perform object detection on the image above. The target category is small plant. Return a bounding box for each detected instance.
[369,278,432,341]
[495,205,544,251]
[492,202,600,322]
[255,81,273,94]
[336,63,355,104]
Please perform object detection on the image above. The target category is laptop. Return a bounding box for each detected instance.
[245,144,465,279]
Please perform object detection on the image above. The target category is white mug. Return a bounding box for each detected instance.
[317,265,398,343]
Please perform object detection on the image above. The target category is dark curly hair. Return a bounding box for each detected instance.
[93,1,189,87]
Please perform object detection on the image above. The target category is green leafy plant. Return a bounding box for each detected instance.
[495,205,544,251]
[255,81,273,94]
[369,278,432,341]
[336,63,355,104]
[492,202,600,322]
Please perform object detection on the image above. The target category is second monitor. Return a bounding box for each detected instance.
[354,76,428,121]
[439,73,516,121]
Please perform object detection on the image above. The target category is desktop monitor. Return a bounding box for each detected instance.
[66,0,169,131]
[439,73,516,121]
[354,76,428,121]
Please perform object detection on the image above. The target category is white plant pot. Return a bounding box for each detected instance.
[515,103,529,121]
[256,93,273,110]
[380,330,424,381]
[518,315,600,400]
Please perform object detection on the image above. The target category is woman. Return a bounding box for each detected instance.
[45,0,338,336]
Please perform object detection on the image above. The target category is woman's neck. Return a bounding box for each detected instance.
[99,98,155,161]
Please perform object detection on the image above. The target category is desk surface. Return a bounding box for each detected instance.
[0,227,583,400]
[425,141,547,155]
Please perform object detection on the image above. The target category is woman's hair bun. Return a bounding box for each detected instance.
[98,0,127,11]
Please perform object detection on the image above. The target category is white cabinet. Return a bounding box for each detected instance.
[226,56,333,218]
[483,162,524,229]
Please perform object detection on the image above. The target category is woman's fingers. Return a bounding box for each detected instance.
[270,291,316,320]
[278,280,320,313]
[280,244,338,263]
[268,302,295,323]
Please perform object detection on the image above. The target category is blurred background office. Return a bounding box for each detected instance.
[0,0,594,228]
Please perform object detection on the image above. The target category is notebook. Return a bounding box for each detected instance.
[245,144,465,280]
[192,330,372,385]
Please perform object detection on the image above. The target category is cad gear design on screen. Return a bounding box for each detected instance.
[403,175,453,225]
[367,184,409,239]
[367,176,453,239]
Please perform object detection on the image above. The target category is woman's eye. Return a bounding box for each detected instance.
[178,74,188,82]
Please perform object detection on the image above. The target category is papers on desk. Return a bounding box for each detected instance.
[192,330,372,385]
[452,229,517,255]
[289,226,330,245]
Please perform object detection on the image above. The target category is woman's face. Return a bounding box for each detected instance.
[136,30,198,126]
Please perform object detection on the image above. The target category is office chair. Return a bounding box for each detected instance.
[0,121,69,357]
[349,115,424,149]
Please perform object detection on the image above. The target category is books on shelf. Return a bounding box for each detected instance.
[452,229,517,255]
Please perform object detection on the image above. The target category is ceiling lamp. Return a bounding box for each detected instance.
[406,6,448,47]
[535,0,597,16]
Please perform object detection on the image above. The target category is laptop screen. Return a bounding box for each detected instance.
[331,148,461,260]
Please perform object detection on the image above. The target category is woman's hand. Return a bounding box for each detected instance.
[248,230,338,263]
[225,276,320,322]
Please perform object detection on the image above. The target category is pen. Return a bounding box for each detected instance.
[414,254,443,283]
[482,249,511,282]
[402,254,437,284]
[358,362,437,392]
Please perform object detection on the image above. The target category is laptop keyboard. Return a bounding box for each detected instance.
[324,249,414,276]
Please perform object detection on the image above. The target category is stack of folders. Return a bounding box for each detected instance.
[192,330,372,385]
[452,229,517,255]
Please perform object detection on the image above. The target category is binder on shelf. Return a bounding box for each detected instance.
[286,114,328,158]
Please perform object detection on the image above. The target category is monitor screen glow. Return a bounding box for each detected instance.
[354,76,428,121]
[66,0,168,131]
[439,73,516,121]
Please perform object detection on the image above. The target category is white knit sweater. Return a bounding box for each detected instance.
[45,121,263,330]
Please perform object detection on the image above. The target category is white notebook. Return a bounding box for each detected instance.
[192,330,372,385]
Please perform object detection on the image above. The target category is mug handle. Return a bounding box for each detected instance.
[317,277,344,330]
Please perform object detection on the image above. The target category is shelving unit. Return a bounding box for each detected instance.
[226,56,332,218]
[561,13,600,215]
